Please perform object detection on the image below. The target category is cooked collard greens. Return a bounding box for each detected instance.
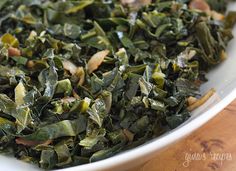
[0,0,235,169]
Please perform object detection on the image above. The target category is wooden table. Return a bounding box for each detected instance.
[128,99,236,171]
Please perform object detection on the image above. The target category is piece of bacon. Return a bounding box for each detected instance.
[16,138,52,147]
[87,50,109,74]
[8,47,21,57]
[189,0,210,13]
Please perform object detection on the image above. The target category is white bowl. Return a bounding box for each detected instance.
[1,3,236,171]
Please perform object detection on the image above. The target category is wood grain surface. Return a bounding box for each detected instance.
[128,99,236,171]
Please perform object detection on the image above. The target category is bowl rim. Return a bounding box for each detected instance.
[54,84,236,171]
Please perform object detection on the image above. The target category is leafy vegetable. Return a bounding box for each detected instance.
[0,94,32,133]
[23,116,86,141]
[0,0,235,169]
